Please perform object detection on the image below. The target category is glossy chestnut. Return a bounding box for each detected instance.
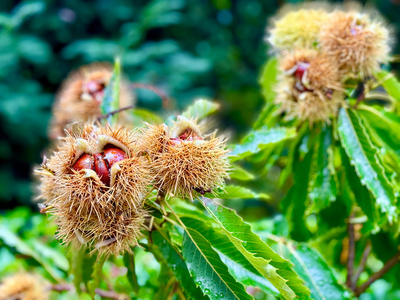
[72,147,127,186]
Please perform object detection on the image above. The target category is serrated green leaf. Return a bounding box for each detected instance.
[358,106,400,172]
[200,197,310,300]
[341,149,382,232]
[182,217,280,297]
[259,57,278,102]
[152,230,208,299]
[206,185,269,200]
[101,58,121,125]
[70,247,97,294]
[170,197,213,223]
[182,227,253,300]
[230,126,296,161]
[338,108,397,223]
[356,109,400,189]
[279,123,308,188]
[358,106,400,148]
[308,126,337,213]
[123,252,139,293]
[278,241,353,300]
[375,70,400,100]
[230,164,255,181]
[182,99,220,120]
[87,254,107,298]
[218,251,280,297]
[281,135,313,241]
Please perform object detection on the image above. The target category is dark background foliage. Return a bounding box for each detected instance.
[0,0,399,210]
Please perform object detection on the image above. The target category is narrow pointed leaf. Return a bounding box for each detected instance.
[182,227,254,300]
[308,126,337,212]
[375,70,400,100]
[341,149,382,232]
[70,247,97,293]
[230,164,255,181]
[207,185,269,199]
[123,253,139,293]
[281,139,313,241]
[200,197,309,300]
[101,58,121,125]
[230,126,296,161]
[87,254,107,298]
[182,99,220,120]
[274,241,353,300]
[259,57,278,102]
[338,108,397,222]
[182,217,280,297]
[218,251,280,297]
[152,230,208,299]
[358,106,400,167]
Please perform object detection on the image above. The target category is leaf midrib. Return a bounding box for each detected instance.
[185,227,243,300]
[286,243,326,300]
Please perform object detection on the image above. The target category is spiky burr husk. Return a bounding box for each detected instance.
[319,10,391,77]
[49,63,134,139]
[0,273,48,300]
[36,124,151,256]
[139,117,229,200]
[275,49,344,124]
[276,86,344,124]
[280,49,342,91]
[267,5,329,51]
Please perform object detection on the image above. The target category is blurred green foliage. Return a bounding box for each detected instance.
[0,0,276,208]
[2,1,400,298]
[1,0,400,208]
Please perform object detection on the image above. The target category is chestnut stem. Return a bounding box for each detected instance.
[130,83,171,109]
[346,213,355,288]
[97,105,135,121]
[355,251,400,296]
[95,288,123,299]
[352,241,372,289]
[49,284,126,299]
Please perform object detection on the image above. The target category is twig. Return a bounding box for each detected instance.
[95,288,125,299]
[157,190,167,215]
[49,284,126,299]
[163,215,179,226]
[49,283,72,292]
[130,83,170,109]
[126,253,139,294]
[97,105,135,121]
[352,83,366,109]
[346,214,356,288]
[352,241,372,289]
[97,83,171,122]
[355,251,400,296]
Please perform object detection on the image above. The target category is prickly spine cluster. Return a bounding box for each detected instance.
[265,4,391,124]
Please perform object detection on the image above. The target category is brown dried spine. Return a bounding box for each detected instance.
[139,117,230,200]
[276,49,344,124]
[49,63,134,139]
[36,124,151,256]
